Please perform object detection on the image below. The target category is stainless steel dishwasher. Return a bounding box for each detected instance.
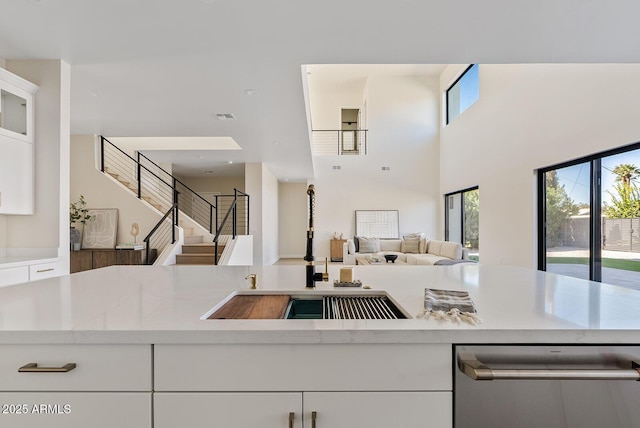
[455,345,640,428]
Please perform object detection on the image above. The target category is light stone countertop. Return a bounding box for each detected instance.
[0,264,639,345]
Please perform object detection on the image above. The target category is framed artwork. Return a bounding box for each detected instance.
[355,210,399,238]
[82,209,118,249]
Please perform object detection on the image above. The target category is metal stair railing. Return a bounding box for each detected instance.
[137,152,218,234]
[99,136,250,265]
[101,136,176,213]
[143,204,178,265]
[213,189,250,264]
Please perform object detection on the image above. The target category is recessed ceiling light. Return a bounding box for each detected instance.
[244,89,259,96]
[89,91,103,98]
[197,155,204,159]
[227,161,233,164]
[216,113,237,120]
[273,141,280,145]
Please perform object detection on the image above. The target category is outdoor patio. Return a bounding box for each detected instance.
[547,247,640,291]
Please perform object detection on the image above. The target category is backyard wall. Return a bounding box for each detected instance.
[440,64,640,268]
[310,74,442,260]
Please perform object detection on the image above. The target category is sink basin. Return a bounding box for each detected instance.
[202,290,411,320]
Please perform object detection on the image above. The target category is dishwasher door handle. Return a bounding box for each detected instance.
[458,355,640,381]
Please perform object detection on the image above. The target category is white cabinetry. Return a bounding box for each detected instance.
[0,67,37,215]
[154,344,452,428]
[0,257,62,288]
[0,344,152,428]
[0,265,29,287]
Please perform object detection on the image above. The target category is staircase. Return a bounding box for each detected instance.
[175,243,223,265]
[99,136,250,265]
[176,227,224,265]
[104,167,166,211]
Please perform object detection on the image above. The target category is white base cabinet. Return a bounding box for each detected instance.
[154,344,452,428]
[0,345,152,428]
[304,391,451,428]
[0,392,151,428]
[155,393,302,428]
[155,391,451,428]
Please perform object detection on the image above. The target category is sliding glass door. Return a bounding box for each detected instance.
[542,162,592,280]
[601,149,640,287]
[539,143,640,289]
[445,187,479,261]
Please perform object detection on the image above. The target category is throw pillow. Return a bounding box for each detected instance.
[401,237,420,253]
[354,236,360,252]
[404,232,427,253]
[348,239,356,254]
[358,237,380,253]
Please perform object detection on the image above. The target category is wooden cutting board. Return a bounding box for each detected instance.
[208,295,291,319]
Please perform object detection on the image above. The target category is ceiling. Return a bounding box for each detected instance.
[2,0,639,181]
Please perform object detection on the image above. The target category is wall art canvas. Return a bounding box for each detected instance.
[355,210,399,238]
[82,209,118,249]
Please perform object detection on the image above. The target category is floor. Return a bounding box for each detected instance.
[274,258,343,266]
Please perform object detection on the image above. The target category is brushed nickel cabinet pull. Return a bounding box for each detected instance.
[18,363,77,373]
[36,268,54,273]
[311,411,317,428]
[288,412,294,428]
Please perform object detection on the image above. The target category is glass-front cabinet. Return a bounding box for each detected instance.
[0,67,38,214]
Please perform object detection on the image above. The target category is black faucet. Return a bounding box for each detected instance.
[304,184,328,287]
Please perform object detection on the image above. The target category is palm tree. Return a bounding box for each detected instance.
[612,163,640,187]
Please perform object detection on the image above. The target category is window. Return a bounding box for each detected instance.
[538,142,640,290]
[445,187,479,261]
[446,64,479,124]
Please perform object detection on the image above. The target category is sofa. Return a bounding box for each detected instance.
[342,235,471,265]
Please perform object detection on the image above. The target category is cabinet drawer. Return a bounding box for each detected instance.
[0,392,151,428]
[0,345,151,391]
[0,266,29,287]
[155,392,301,428]
[29,260,62,281]
[155,344,451,391]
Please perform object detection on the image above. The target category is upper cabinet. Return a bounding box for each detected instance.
[0,67,37,142]
[0,67,38,214]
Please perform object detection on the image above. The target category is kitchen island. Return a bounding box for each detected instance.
[1,264,639,428]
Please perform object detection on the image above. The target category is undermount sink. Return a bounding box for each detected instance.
[202,290,411,320]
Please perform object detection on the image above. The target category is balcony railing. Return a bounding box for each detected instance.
[312,130,368,156]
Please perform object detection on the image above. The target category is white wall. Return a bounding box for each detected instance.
[245,162,279,265]
[175,175,245,194]
[311,75,442,260]
[440,64,640,268]
[70,135,162,246]
[261,165,279,265]
[4,60,70,268]
[278,182,307,259]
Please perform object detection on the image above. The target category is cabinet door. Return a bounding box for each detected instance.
[116,249,143,265]
[0,266,29,287]
[0,392,151,428]
[92,250,117,269]
[303,391,452,428]
[70,251,92,273]
[0,136,33,214]
[155,392,302,428]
